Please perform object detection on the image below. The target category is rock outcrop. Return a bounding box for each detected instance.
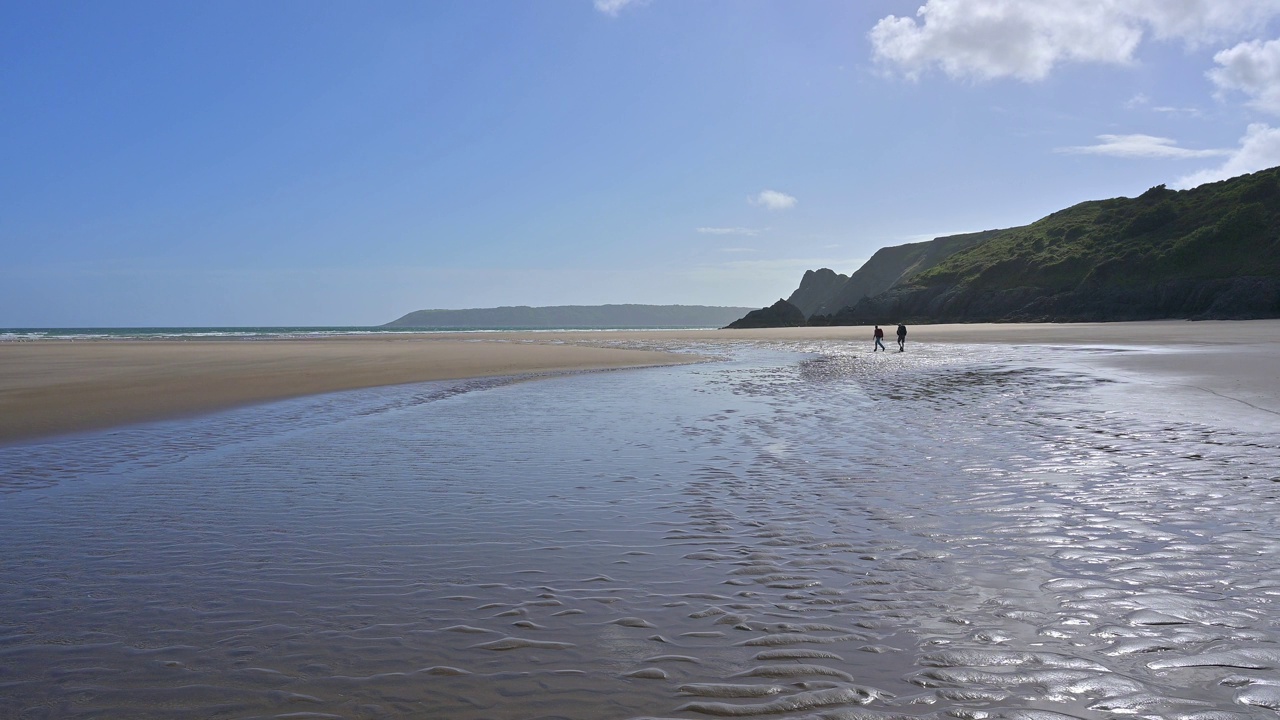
[810,230,999,316]
[786,269,849,317]
[725,299,806,329]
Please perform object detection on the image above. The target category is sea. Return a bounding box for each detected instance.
[3,337,1280,719]
[0,326,717,341]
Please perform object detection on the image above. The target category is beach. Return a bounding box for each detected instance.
[3,321,1280,718]
[3,319,1279,444]
[0,337,700,444]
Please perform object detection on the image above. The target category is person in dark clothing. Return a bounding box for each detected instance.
[873,325,886,352]
[896,323,907,352]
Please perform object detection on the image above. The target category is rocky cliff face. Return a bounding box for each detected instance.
[725,299,805,329]
[730,231,996,329]
[811,230,999,317]
[786,269,849,316]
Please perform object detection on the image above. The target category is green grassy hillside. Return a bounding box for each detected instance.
[919,171,1280,289]
[836,167,1280,322]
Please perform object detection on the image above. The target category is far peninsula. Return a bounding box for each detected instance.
[385,304,754,329]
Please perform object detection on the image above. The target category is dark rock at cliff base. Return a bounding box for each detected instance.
[725,299,806,329]
[827,275,1280,324]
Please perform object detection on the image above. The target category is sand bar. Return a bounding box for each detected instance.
[3,319,1278,444]
[0,338,700,444]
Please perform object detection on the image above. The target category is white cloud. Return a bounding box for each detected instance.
[870,0,1280,81]
[1176,123,1280,187]
[1057,133,1231,159]
[593,0,643,17]
[1210,38,1280,114]
[697,227,763,236]
[751,190,797,210]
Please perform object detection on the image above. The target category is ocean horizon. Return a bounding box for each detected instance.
[0,325,729,341]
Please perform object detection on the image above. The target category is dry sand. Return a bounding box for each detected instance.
[0,338,698,444]
[3,319,1278,444]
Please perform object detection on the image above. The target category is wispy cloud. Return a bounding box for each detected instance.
[696,226,763,236]
[1126,93,1201,116]
[719,247,758,253]
[593,0,644,17]
[1126,93,1152,109]
[1056,134,1230,159]
[750,190,797,210]
[1177,123,1280,188]
[870,0,1280,82]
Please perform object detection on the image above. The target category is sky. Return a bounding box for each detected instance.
[5,0,1280,327]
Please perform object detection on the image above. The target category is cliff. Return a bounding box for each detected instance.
[837,169,1280,323]
[786,269,849,316]
[724,299,806,329]
[731,230,996,328]
[810,230,1000,316]
[731,166,1280,328]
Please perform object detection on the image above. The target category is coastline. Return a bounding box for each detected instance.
[4,319,1278,445]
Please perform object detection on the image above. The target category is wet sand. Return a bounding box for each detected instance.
[5,339,1280,718]
[3,319,1278,444]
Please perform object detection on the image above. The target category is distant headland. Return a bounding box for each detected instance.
[729,166,1280,328]
[384,304,756,329]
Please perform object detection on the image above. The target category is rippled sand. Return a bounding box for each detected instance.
[2,340,1279,719]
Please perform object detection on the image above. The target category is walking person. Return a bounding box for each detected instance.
[873,325,886,352]
[896,323,907,352]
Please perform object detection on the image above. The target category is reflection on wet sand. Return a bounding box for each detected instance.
[1,342,1278,719]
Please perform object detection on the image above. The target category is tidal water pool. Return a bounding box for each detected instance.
[2,341,1279,719]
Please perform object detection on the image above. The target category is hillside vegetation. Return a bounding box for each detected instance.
[731,167,1280,328]
[848,168,1280,322]
[928,176,1276,291]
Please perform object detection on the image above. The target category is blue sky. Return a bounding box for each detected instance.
[5,0,1280,326]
